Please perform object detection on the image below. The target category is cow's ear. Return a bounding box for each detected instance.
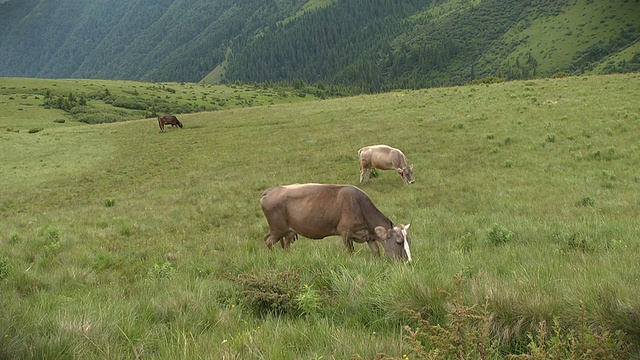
[374,226,388,239]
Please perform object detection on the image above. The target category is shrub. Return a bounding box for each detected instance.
[28,128,44,134]
[77,113,123,124]
[546,133,556,142]
[147,261,176,280]
[563,234,594,254]
[103,198,116,207]
[487,223,514,245]
[470,76,507,84]
[578,196,596,207]
[509,304,630,359]
[402,278,500,359]
[398,281,629,360]
[8,233,20,244]
[0,255,9,280]
[228,267,325,317]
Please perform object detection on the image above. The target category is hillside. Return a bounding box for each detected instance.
[0,0,638,91]
[0,77,319,128]
[1,73,639,358]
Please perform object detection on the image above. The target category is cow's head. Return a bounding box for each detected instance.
[375,223,412,261]
[398,165,415,184]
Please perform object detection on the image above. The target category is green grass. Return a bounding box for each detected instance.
[1,73,639,358]
[0,77,316,131]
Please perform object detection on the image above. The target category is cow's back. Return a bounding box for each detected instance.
[368,145,403,170]
[261,184,367,239]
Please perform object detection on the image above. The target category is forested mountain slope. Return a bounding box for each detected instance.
[0,0,638,92]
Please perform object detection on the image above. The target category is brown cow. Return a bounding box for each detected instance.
[260,183,412,261]
[358,145,414,184]
[158,114,183,132]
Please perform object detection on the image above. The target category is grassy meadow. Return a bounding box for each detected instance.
[0,77,316,131]
[1,73,640,359]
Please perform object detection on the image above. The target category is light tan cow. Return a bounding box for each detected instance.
[358,145,414,184]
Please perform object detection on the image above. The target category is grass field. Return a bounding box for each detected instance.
[1,73,639,358]
[0,77,315,131]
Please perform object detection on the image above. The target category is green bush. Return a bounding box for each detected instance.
[578,196,596,207]
[0,255,9,280]
[487,223,514,245]
[77,113,123,124]
[228,267,325,317]
[546,133,556,142]
[147,261,176,280]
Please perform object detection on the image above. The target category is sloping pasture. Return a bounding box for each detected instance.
[1,73,639,358]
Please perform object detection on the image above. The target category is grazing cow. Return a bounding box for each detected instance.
[158,114,183,132]
[358,145,414,184]
[260,183,412,261]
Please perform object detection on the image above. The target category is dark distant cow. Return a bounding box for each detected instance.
[158,114,183,132]
[358,145,414,184]
[260,183,412,261]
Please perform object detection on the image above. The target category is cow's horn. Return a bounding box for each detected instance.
[406,215,413,229]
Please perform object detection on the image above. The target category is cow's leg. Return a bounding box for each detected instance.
[341,232,355,253]
[263,233,278,248]
[367,241,381,257]
[360,166,371,183]
[281,231,297,249]
[264,230,289,249]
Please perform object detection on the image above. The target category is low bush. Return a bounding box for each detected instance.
[228,267,326,317]
[487,224,514,246]
[103,198,116,207]
[0,255,8,280]
[398,280,630,360]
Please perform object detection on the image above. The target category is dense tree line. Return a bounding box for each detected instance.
[224,0,540,92]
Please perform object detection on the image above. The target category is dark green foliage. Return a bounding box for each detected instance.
[228,268,326,317]
[568,27,640,74]
[487,223,514,245]
[102,198,116,207]
[578,196,596,207]
[77,113,123,125]
[1,0,637,92]
[0,256,8,280]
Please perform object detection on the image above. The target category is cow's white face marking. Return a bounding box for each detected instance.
[399,225,412,262]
